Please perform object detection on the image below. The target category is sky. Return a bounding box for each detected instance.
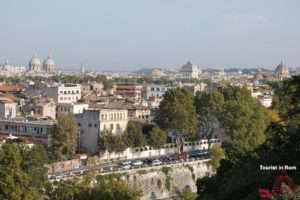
[1,0,300,70]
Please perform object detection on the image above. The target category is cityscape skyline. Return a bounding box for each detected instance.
[1,0,300,69]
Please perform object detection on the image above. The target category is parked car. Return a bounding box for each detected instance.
[132,160,143,166]
[120,160,132,166]
[151,159,162,166]
[121,165,131,170]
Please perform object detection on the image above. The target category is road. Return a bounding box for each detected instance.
[48,150,211,181]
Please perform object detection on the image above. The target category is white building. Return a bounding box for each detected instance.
[29,55,42,72]
[34,100,56,119]
[179,61,201,79]
[128,105,151,121]
[45,84,81,103]
[259,95,273,108]
[0,118,55,146]
[0,100,16,119]
[76,108,128,153]
[145,84,175,100]
[57,103,89,116]
[0,60,26,76]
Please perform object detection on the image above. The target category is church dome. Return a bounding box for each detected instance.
[180,61,199,72]
[275,63,289,74]
[275,62,289,80]
[43,56,56,72]
[29,55,42,71]
[29,55,41,66]
[43,56,55,66]
[151,69,166,77]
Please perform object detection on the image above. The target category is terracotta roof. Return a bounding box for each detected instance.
[0,84,22,93]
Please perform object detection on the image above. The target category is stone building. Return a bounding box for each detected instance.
[76,108,128,153]
[179,61,201,79]
[0,100,17,119]
[275,62,290,80]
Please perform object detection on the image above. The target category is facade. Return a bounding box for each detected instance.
[0,60,26,76]
[275,62,290,80]
[45,84,81,103]
[81,82,104,96]
[77,108,128,153]
[29,55,56,73]
[43,56,56,73]
[57,103,89,116]
[29,55,42,72]
[145,84,175,100]
[115,83,143,100]
[34,100,56,119]
[179,61,201,79]
[128,106,151,121]
[181,83,207,95]
[0,118,55,146]
[0,100,17,119]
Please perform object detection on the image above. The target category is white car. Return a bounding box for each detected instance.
[132,160,143,166]
[151,159,162,166]
[121,160,132,166]
[121,165,131,170]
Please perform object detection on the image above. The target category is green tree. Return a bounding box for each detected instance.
[46,180,82,200]
[147,127,167,149]
[0,144,40,200]
[100,132,127,153]
[221,87,270,152]
[194,91,224,138]
[209,144,225,171]
[196,77,300,200]
[155,88,197,138]
[49,114,78,161]
[181,187,197,200]
[123,122,146,147]
[21,145,49,191]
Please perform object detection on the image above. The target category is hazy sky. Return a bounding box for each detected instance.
[1,0,300,70]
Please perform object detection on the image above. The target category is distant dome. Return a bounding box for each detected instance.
[43,56,56,72]
[44,56,55,66]
[150,69,166,78]
[29,56,41,66]
[180,61,199,72]
[275,62,289,80]
[29,55,42,72]
[179,61,200,79]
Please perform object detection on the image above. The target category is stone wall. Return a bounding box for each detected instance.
[120,160,212,200]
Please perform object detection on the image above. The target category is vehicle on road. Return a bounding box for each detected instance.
[132,160,143,166]
[121,165,131,170]
[121,160,132,166]
[151,159,162,166]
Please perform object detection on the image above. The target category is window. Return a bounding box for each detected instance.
[88,123,92,127]
[110,124,114,130]
[94,124,97,128]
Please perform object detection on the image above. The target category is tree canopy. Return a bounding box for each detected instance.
[0,144,48,200]
[155,87,198,138]
[197,76,300,200]
[147,127,167,149]
[49,114,78,161]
